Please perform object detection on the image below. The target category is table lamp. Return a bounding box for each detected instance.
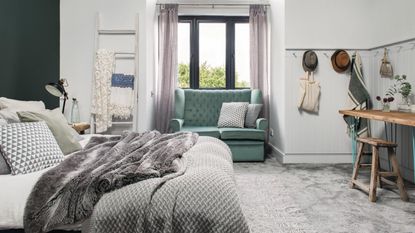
[45,79,68,114]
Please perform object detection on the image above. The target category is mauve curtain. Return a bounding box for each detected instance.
[155,4,178,133]
[249,5,269,121]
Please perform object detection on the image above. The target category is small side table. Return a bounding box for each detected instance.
[71,122,90,135]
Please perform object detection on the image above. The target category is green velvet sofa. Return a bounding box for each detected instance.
[170,88,268,161]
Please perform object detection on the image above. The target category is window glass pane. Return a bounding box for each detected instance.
[199,23,226,88]
[235,23,250,88]
[178,22,190,88]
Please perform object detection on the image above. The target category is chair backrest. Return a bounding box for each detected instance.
[174,89,263,126]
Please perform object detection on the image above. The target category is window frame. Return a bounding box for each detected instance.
[178,15,249,89]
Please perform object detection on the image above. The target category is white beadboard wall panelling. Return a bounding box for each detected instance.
[368,40,415,183]
[284,50,371,155]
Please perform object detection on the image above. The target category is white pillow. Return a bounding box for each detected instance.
[0,109,20,123]
[0,97,45,110]
[217,102,249,128]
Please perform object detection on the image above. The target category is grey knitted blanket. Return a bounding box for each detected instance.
[23,131,198,233]
[89,136,250,233]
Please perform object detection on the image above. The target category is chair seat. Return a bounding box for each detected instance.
[181,126,220,138]
[219,128,265,141]
[357,137,397,147]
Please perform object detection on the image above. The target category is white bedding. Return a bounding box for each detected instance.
[0,134,96,230]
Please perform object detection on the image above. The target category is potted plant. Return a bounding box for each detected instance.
[387,75,412,111]
[377,75,412,112]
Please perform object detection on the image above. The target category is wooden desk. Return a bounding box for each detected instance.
[339,109,415,181]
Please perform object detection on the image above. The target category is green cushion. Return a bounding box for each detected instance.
[181,126,220,138]
[219,128,265,141]
[17,108,82,155]
[183,89,252,126]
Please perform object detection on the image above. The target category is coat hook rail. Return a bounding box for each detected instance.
[396,46,403,52]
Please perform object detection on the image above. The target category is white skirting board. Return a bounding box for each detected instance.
[270,144,414,183]
[270,144,353,164]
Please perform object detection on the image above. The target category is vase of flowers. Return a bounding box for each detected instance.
[376,96,394,112]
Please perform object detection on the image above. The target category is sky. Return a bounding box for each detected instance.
[178,22,250,85]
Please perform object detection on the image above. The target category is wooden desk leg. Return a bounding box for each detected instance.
[413,127,415,183]
[351,121,357,165]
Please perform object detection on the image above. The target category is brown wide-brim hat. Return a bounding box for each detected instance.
[331,49,350,73]
[302,50,318,72]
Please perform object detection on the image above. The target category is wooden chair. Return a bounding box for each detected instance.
[350,137,409,202]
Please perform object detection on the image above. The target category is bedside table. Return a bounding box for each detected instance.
[71,123,90,135]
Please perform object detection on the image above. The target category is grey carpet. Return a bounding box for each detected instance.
[234,157,415,233]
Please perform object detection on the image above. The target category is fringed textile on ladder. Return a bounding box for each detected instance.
[110,74,135,119]
[91,49,115,133]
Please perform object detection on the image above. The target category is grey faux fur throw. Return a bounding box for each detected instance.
[24,130,198,233]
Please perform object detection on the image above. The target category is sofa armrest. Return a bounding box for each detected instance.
[170,118,184,132]
[256,118,268,131]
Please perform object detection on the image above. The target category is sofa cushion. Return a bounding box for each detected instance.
[217,102,249,128]
[219,128,265,141]
[181,126,220,138]
[183,89,251,126]
[245,104,263,128]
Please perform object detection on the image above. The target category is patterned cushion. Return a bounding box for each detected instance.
[0,121,64,175]
[245,104,263,128]
[183,89,251,126]
[217,102,249,128]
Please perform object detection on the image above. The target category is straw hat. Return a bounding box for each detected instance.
[331,50,350,73]
[302,50,318,72]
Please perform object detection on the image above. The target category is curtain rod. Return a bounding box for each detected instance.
[156,3,270,6]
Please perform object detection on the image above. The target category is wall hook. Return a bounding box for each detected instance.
[410,43,415,50]
[374,50,380,56]
[396,46,403,53]
[323,52,329,58]
[292,52,297,58]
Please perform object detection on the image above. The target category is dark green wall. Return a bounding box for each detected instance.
[0,0,60,109]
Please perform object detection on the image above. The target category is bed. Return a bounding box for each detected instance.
[0,134,249,233]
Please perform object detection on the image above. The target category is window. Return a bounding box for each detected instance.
[177,16,250,89]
